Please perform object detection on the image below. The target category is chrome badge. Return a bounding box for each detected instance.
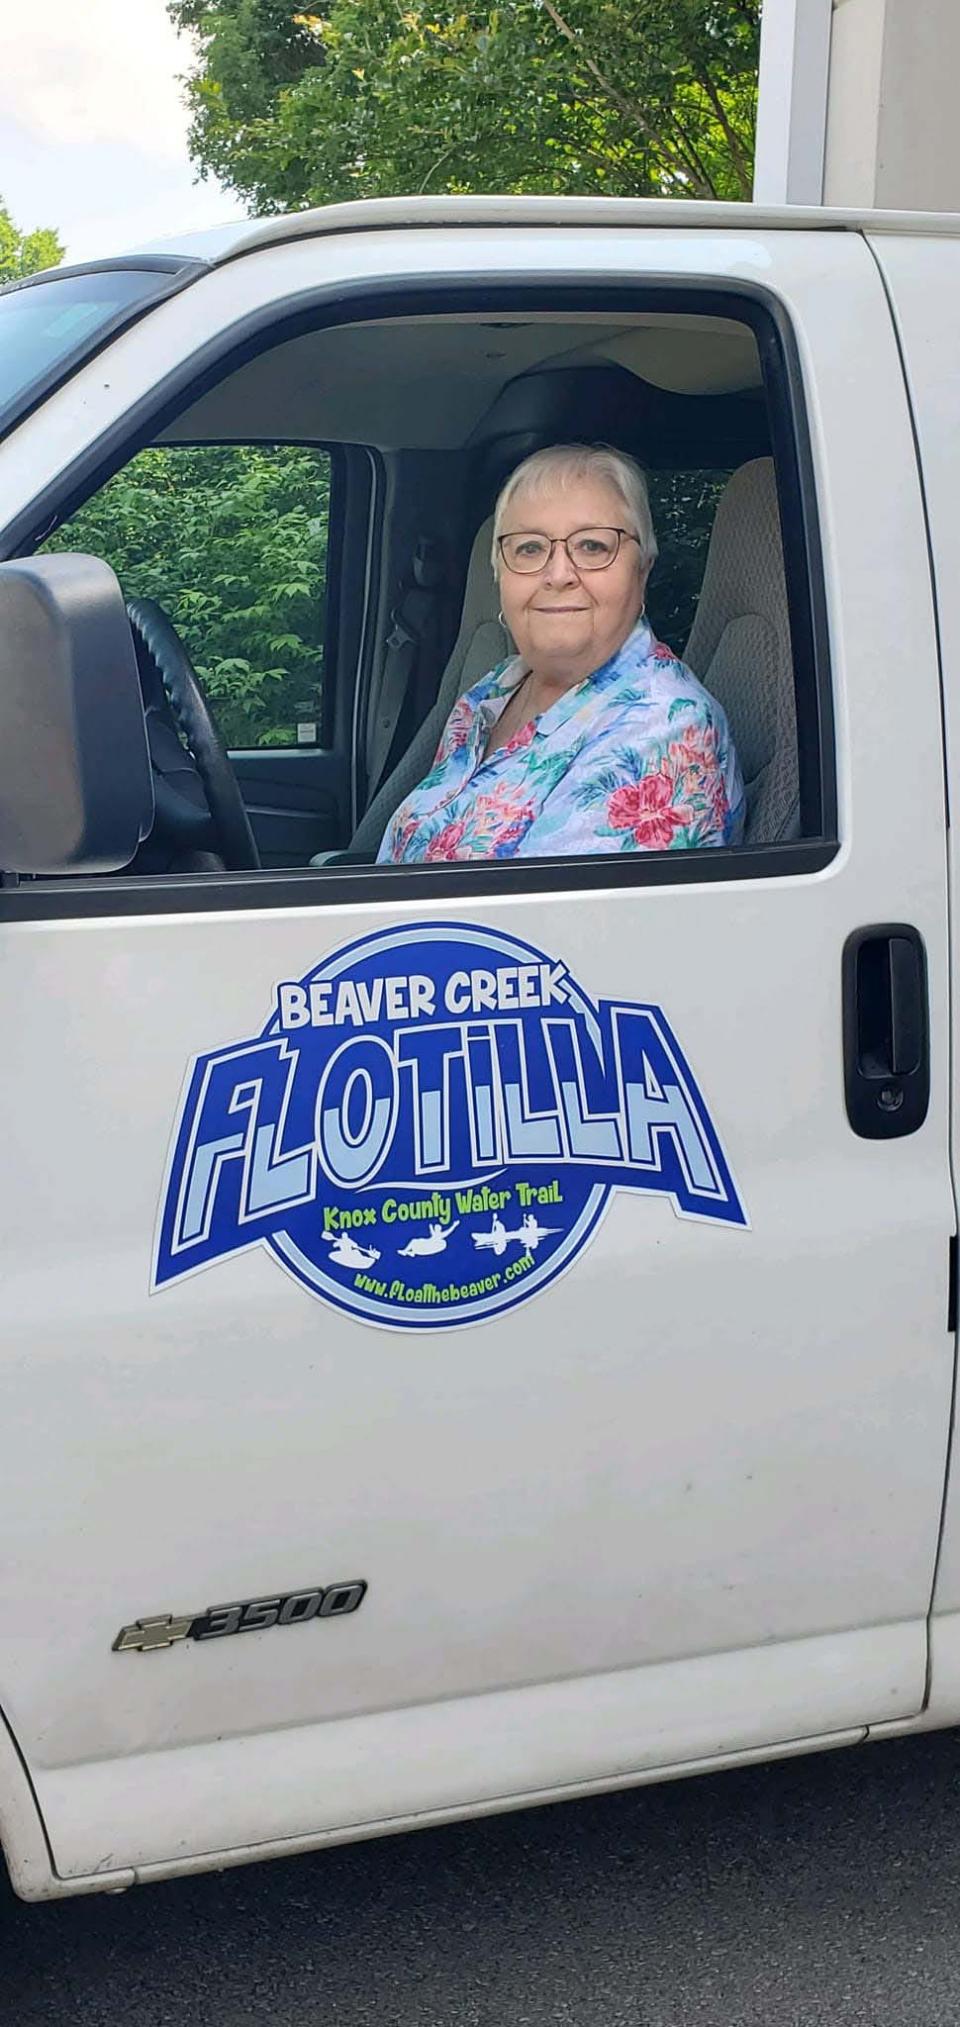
[113,1580,366,1652]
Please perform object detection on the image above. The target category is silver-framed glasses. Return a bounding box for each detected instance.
[497,527,639,574]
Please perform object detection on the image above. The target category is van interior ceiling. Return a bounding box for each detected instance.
[159,311,766,456]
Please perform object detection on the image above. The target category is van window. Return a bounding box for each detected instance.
[43,444,331,749]
[0,265,195,441]
[4,285,832,914]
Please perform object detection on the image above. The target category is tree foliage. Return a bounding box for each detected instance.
[169,0,759,211]
[645,468,727,651]
[44,446,330,748]
[0,197,63,283]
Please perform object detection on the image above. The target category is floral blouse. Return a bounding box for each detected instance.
[377,617,745,863]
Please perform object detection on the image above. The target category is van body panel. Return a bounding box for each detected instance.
[867,232,960,1633]
[0,219,955,1892]
[43,1629,889,1880]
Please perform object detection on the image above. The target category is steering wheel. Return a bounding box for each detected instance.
[126,597,260,873]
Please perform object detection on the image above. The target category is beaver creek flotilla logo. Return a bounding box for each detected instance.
[153,922,746,1330]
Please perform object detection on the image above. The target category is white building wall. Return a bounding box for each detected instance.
[755,0,960,210]
[753,0,832,206]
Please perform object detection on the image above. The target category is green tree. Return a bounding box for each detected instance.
[0,197,63,283]
[44,445,330,748]
[170,0,759,212]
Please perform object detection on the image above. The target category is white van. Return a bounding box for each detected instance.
[1,194,958,1901]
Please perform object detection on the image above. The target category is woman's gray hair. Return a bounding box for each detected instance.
[491,443,658,578]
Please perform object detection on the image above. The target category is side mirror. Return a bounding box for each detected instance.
[0,553,153,874]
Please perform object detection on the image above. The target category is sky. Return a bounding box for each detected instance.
[0,0,246,263]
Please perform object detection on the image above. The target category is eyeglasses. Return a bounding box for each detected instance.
[497,526,640,575]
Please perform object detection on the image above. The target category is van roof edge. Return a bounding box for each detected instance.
[122,193,960,271]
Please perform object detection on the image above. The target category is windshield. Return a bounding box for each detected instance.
[0,264,198,441]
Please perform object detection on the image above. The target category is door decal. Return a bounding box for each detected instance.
[153,922,746,1330]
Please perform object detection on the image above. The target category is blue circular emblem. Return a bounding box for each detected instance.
[154,920,746,1330]
[264,922,608,1329]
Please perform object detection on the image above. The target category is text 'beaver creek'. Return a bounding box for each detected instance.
[276,962,569,1029]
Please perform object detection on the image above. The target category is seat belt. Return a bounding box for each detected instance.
[366,537,444,798]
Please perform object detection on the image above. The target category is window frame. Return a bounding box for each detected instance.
[0,273,837,924]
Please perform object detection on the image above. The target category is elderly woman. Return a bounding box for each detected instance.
[377,444,744,863]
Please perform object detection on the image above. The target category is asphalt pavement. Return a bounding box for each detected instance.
[5,1728,960,2026]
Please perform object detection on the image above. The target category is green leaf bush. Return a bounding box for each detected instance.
[45,444,330,749]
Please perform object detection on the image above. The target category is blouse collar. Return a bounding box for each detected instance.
[485,614,654,741]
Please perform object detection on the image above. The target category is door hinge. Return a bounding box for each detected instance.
[949,1233,957,1334]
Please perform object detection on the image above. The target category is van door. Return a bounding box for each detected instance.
[0,222,953,1888]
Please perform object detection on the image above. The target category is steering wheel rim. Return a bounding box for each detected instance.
[126,597,260,873]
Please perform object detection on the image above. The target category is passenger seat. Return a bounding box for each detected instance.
[684,457,798,844]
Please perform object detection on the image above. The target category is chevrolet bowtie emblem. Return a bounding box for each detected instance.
[112,1613,194,1653]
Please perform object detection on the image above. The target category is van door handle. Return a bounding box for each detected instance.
[842,925,930,1138]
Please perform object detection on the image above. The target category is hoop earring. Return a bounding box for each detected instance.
[498,609,506,628]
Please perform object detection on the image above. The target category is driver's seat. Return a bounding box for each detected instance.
[348,517,507,857]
